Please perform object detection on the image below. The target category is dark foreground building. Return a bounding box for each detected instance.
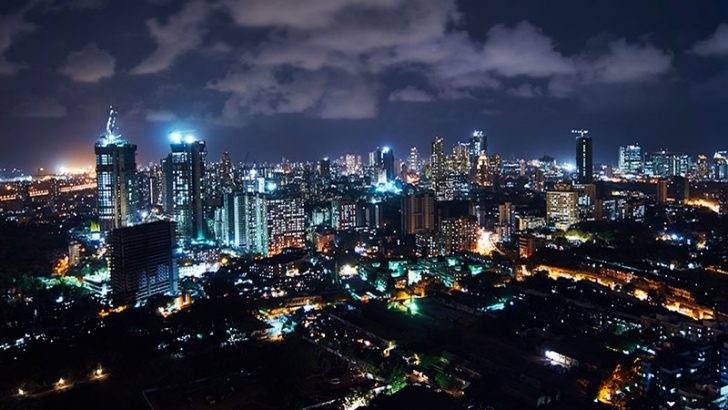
[110,220,178,306]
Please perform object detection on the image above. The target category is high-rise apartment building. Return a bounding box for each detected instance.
[109,220,177,306]
[408,147,420,173]
[319,158,331,179]
[431,137,446,192]
[645,150,690,178]
[546,188,579,231]
[618,144,642,175]
[440,216,478,255]
[468,130,486,177]
[164,133,206,242]
[574,129,593,183]
[265,195,305,256]
[656,179,668,205]
[95,106,138,232]
[401,192,435,235]
[331,198,357,231]
[381,147,395,181]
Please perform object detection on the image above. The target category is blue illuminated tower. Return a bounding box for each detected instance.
[382,147,395,181]
[164,132,207,242]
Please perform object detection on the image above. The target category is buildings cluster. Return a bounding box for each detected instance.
[66,106,724,311]
[2,104,728,410]
[617,143,728,180]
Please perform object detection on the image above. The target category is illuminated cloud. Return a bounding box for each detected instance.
[389,86,434,102]
[481,21,575,78]
[209,1,673,120]
[131,0,208,75]
[586,39,672,83]
[145,109,176,122]
[691,24,728,56]
[59,43,115,83]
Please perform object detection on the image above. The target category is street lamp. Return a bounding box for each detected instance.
[17,387,25,396]
[55,378,67,390]
[93,366,105,379]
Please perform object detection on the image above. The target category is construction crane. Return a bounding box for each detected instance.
[571,129,589,138]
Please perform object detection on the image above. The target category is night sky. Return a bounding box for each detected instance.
[2,0,728,170]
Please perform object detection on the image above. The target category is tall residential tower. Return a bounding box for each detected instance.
[164,132,207,242]
[95,106,138,232]
[574,129,593,183]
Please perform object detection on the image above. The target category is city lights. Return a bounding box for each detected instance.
[55,378,68,390]
[2,5,728,409]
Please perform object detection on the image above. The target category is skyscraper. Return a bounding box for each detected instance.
[265,194,305,256]
[618,144,642,175]
[468,130,486,178]
[451,142,470,175]
[696,155,709,180]
[331,197,357,231]
[645,150,690,178]
[574,129,593,183]
[408,147,420,173]
[714,151,728,181]
[381,147,395,181]
[109,220,177,307]
[95,106,138,232]
[656,179,668,205]
[164,133,206,242]
[344,154,359,175]
[431,137,446,192]
[220,151,234,188]
[488,154,502,188]
[319,158,331,179]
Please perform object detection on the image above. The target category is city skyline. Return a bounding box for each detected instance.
[2,0,728,169]
[2,3,728,408]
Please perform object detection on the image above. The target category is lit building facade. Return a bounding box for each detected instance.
[95,106,138,232]
[546,189,579,231]
[431,137,446,194]
[440,216,478,255]
[575,129,593,183]
[645,150,690,178]
[618,144,642,175]
[164,134,207,242]
[265,195,305,256]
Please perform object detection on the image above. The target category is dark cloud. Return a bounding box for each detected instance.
[59,43,115,82]
[206,2,675,122]
[13,97,68,118]
[0,5,35,75]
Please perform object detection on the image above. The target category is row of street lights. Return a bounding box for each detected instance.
[16,366,106,398]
